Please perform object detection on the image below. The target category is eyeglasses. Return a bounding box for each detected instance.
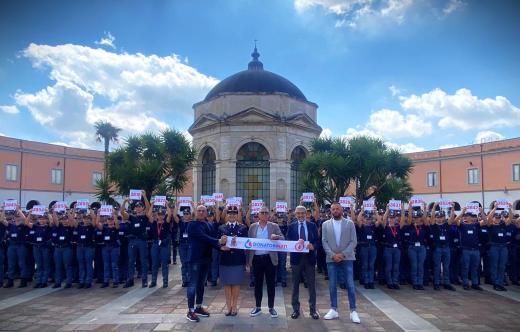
[259,211,269,214]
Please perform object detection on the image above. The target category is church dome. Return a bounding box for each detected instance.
[204,46,307,102]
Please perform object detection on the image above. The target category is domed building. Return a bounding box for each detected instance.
[188,46,322,208]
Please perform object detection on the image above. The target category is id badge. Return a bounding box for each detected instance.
[439,236,446,240]
[415,242,420,247]
[52,233,57,237]
[404,232,410,236]
[30,230,35,235]
[104,236,110,240]
[80,235,86,239]
[59,236,65,240]
[119,231,124,236]
[11,233,17,238]
[393,243,398,248]
[158,240,162,246]
[367,235,372,240]
[182,233,188,238]
[36,237,42,242]
[467,230,473,234]
[498,233,504,237]
[134,223,140,228]
[481,229,487,233]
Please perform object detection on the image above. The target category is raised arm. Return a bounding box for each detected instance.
[487,202,497,224]
[142,190,151,213]
[454,207,465,226]
[312,197,319,221]
[121,198,129,220]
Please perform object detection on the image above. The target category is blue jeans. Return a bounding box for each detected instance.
[359,245,377,284]
[384,247,400,285]
[0,246,5,283]
[408,245,426,286]
[119,241,128,282]
[488,245,508,287]
[276,251,287,283]
[433,246,451,285]
[151,240,170,284]
[171,235,178,263]
[179,242,190,283]
[210,248,220,282]
[461,249,480,286]
[326,260,356,311]
[187,262,209,309]
[8,244,28,279]
[76,246,95,284]
[54,246,73,285]
[102,245,120,283]
[33,246,51,285]
[127,239,148,283]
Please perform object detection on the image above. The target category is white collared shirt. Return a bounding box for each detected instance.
[255,223,269,255]
[332,218,342,247]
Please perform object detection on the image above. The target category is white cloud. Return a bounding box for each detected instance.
[474,130,505,144]
[439,144,458,149]
[399,88,520,130]
[95,31,116,49]
[389,85,401,97]
[14,43,218,148]
[0,105,20,114]
[320,127,332,138]
[340,127,425,153]
[385,141,425,153]
[443,0,465,16]
[366,108,432,138]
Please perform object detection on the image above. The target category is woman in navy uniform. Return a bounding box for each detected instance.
[218,205,247,316]
[453,204,487,290]
[75,209,96,288]
[51,208,75,288]
[355,209,381,289]
[148,205,172,288]
[98,206,120,288]
[121,192,151,288]
[26,208,53,288]
[2,205,29,288]
[207,205,222,287]
[173,201,194,287]
[0,209,6,287]
[428,203,456,291]
[486,203,513,291]
[382,204,406,289]
[117,209,129,284]
[404,204,428,290]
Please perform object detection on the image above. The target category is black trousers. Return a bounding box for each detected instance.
[253,255,276,309]
[291,255,316,312]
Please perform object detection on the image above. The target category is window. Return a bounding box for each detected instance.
[467,168,479,184]
[201,147,216,195]
[427,171,437,187]
[291,146,306,208]
[51,168,63,184]
[92,171,102,185]
[5,164,17,181]
[513,164,520,182]
[236,142,270,204]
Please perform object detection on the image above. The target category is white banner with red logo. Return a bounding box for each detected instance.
[225,237,309,253]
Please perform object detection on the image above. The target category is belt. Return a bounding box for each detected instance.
[461,247,479,250]
[489,243,508,247]
[77,243,95,248]
[54,244,71,248]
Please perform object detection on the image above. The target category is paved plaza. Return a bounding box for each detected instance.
[0,264,519,332]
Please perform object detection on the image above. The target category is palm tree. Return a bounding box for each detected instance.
[94,121,121,181]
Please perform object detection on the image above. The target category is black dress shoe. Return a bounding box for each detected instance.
[444,284,456,291]
[123,281,134,288]
[369,283,375,289]
[387,284,394,289]
[34,283,41,289]
[249,282,255,287]
[149,282,156,288]
[52,283,61,289]
[339,283,346,289]
[78,283,84,289]
[471,285,483,291]
[225,311,233,316]
[418,285,425,290]
[282,282,287,288]
[304,283,308,288]
[393,284,400,290]
[434,285,441,290]
[463,285,470,290]
[162,283,168,288]
[364,284,370,289]
[64,283,72,289]
[100,282,109,288]
[291,311,300,319]
[310,311,320,320]
[182,281,188,287]
[84,283,91,289]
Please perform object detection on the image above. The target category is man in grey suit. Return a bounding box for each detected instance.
[247,206,284,318]
[321,202,361,324]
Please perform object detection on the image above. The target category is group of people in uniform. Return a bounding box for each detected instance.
[1,194,519,324]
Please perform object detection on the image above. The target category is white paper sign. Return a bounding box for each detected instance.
[76,199,89,210]
[129,189,142,200]
[54,201,67,212]
[201,195,215,206]
[388,200,402,211]
[100,205,113,216]
[339,197,353,208]
[363,199,376,211]
[32,205,46,216]
[410,196,424,207]
[212,193,224,202]
[496,198,509,209]
[251,199,264,213]
[302,192,315,202]
[465,202,480,214]
[439,198,452,209]
[275,201,288,213]
[177,196,192,207]
[226,197,240,207]
[153,195,167,206]
[3,199,17,211]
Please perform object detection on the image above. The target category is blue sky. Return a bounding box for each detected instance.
[0,0,519,152]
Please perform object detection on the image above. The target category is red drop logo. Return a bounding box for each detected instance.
[295,242,304,251]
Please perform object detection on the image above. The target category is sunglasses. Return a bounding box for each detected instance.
[259,211,269,214]
[227,211,238,215]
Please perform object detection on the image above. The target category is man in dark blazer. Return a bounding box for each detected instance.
[287,205,320,319]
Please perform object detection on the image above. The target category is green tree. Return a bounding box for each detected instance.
[94,177,117,205]
[94,120,121,181]
[373,177,413,210]
[107,130,196,199]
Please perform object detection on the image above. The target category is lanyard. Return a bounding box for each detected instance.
[390,226,397,237]
[415,225,421,237]
[156,222,162,239]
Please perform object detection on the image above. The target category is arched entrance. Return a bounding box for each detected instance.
[236,142,270,203]
[201,147,216,195]
[290,146,307,208]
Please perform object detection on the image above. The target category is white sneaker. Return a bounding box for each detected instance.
[350,310,361,324]
[324,309,339,320]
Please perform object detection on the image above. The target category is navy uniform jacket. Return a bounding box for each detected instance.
[187,220,221,264]
[0,223,6,247]
[52,224,73,247]
[286,220,318,266]
[127,214,149,240]
[102,225,120,247]
[76,223,96,247]
[150,220,172,245]
[7,223,28,245]
[430,223,451,248]
[218,223,248,266]
[33,223,52,247]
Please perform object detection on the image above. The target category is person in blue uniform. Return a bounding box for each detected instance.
[449,220,462,285]
[316,209,328,280]
[354,209,381,289]
[428,203,456,291]
[2,205,29,288]
[275,210,288,288]
[97,207,120,288]
[207,205,222,287]
[486,203,514,291]
[454,203,487,290]
[399,210,411,285]
[148,205,172,288]
[218,205,247,316]
[26,208,52,288]
[122,192,151,288]
[382,204,406,289]
[116,208,129,284]
[185,205,228,323]
[510,215,520,285]
[404,204,428,290]
[0,209,6,287]
[173,201,194,287]
[51,208,75,288]
[74,209,96,289]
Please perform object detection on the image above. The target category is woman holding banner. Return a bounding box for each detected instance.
[218,205,247,316]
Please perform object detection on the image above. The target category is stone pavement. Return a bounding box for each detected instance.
[0,264,519,332]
